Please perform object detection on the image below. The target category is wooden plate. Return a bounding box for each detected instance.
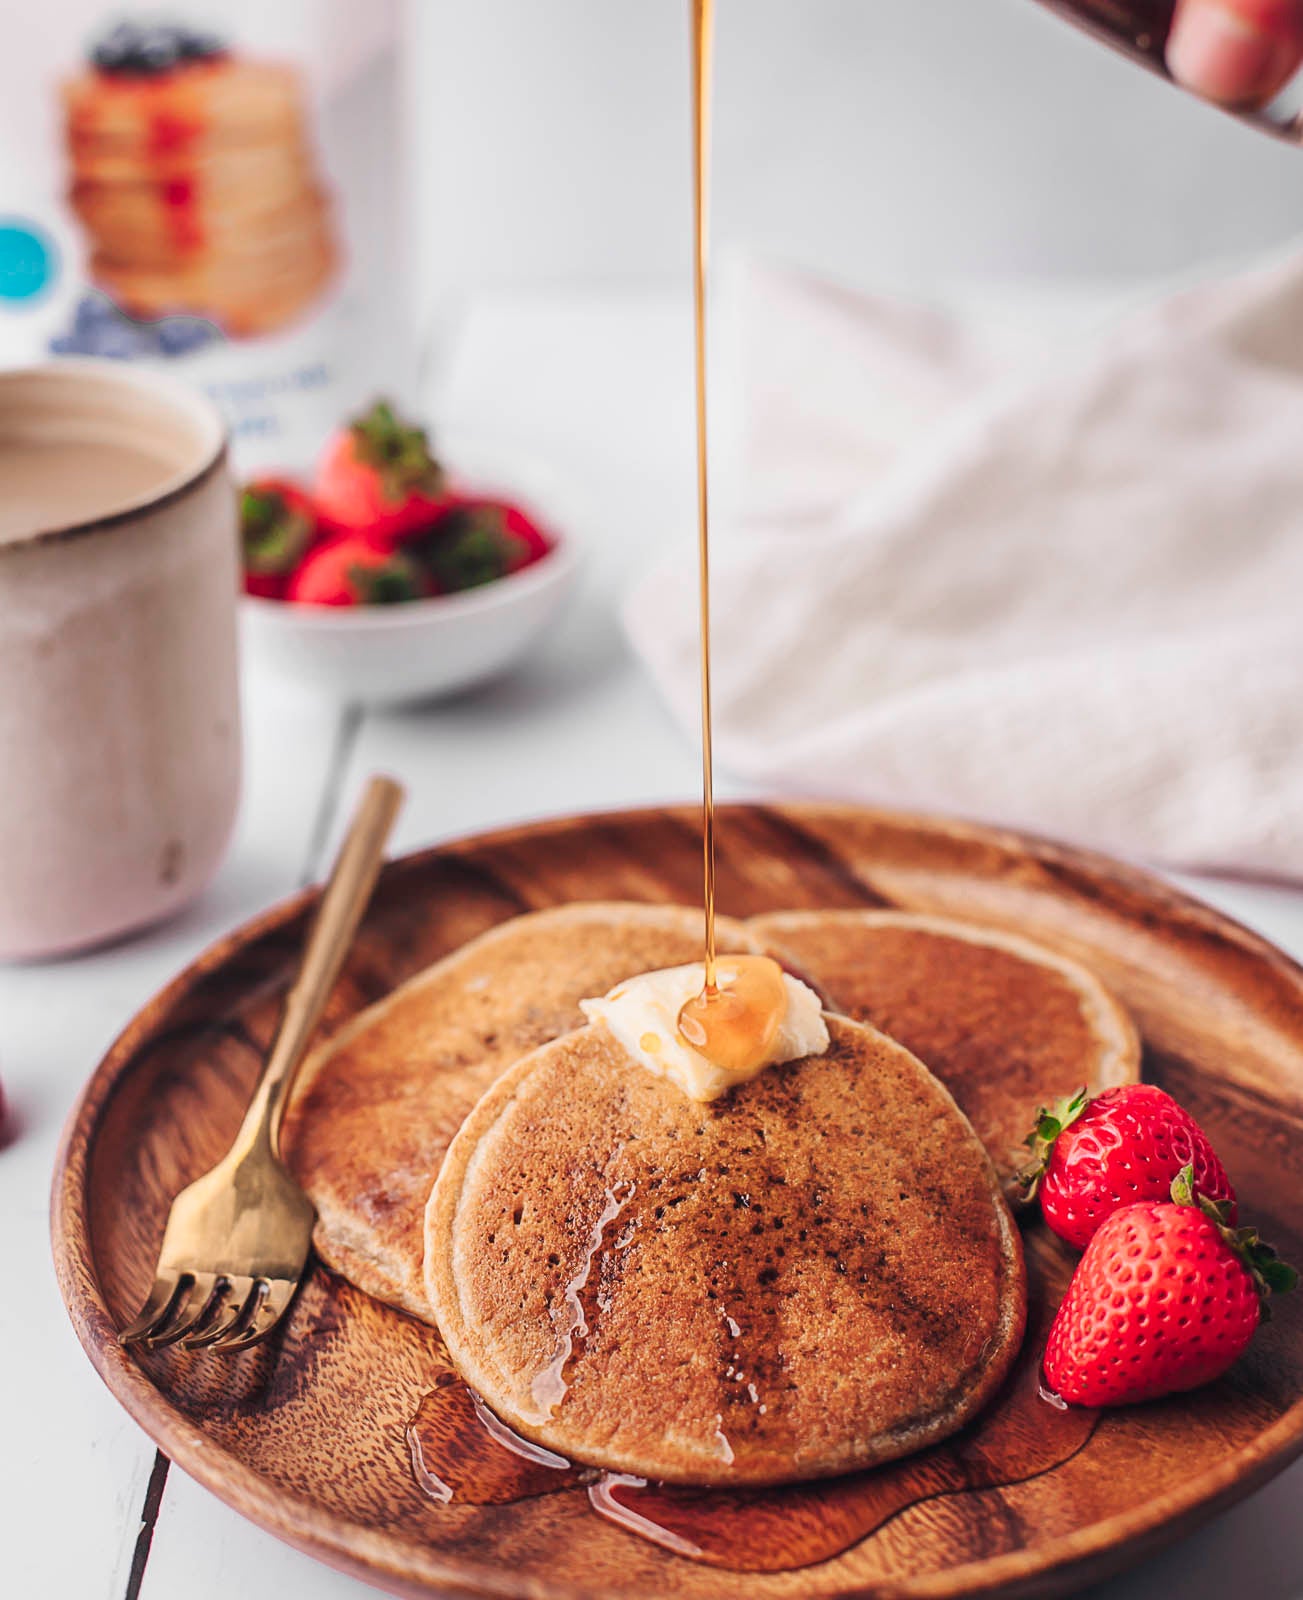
[52,804,1303,1599]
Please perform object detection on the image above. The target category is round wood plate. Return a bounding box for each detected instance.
[52,803,1303,1600]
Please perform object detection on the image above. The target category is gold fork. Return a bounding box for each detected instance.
[118,774,405,1355]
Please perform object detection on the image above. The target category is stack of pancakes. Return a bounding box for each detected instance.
[63,56,336,336]
[283,902,1140,1485]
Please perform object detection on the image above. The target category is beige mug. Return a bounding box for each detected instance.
[0,361,240,960]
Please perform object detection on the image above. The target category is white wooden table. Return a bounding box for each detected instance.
[4,295,1302,1599]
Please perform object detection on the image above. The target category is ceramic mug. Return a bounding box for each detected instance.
[0,361,240,959]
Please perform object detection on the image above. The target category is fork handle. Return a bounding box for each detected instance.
[235,774,405,1163]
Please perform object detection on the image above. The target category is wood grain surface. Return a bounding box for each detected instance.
[51,803,1303,1599]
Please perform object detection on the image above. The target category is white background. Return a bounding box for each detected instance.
[406,0,1303,311]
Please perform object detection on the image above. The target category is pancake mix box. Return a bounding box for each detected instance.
[0,2,410,472]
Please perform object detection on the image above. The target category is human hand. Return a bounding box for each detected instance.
[1168,0,1303,106]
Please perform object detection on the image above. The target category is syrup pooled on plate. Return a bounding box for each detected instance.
[406,1370,590,1505]
[406,1281,1097,1571]
[677,954,789,1076]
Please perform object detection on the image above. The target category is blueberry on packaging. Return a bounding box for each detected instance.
[0,3,414,477]
[91,20,227,75]
[49,292,219,360]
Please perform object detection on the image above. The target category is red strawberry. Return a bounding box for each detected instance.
[410,498,555,594]
[240,477,317,599]
[492,499,554,571]
[315,400,447,543]
[1019,1083,1235,1250]
[243,570,284,601]
[1043,1165,1295,1407]
[286,536,425,607]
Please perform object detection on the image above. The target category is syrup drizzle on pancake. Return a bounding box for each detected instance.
[528,1179,637,1423]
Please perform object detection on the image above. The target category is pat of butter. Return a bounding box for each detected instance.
[580,962,829,1102]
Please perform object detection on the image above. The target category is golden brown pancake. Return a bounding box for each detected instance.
[749,910,1140,1185]
[282,904,761,1321]
[424,1015,1025,1486]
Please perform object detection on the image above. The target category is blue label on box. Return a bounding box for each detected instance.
[0,219,56,305]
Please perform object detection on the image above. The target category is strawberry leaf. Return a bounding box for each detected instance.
[1172,1164,1241,1227]
[1170,1163,1196,1207]
[412,505,511,593]
[348,555,421,605]
[1016,1085,1089,1199]
[1196,1193,1235,1226]
[1232,1229,1299,1302]
[1173,1163,1299,1304]
[350,399,445,503]
[241,487,313,575]
[1260,1257,1300,1295]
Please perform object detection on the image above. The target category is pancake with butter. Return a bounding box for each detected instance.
[282,903,761,1320]
[424,1013,1025,1486]
[750,911,1140,1185]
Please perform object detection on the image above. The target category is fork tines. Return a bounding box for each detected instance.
[118,1273,295,1353]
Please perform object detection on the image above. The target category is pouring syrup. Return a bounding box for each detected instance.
[690,0,719,997]
[678,0,791,1068]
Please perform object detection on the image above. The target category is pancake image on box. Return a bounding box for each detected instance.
[61,21,337,337]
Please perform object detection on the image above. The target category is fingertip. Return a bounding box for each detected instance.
[1167,0,1302,107]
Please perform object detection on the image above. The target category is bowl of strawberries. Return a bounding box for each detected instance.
[238,400,579,703]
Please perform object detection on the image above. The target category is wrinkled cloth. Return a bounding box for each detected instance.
[625,256,1303,876]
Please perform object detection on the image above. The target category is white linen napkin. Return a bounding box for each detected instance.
[625,255,1303,878]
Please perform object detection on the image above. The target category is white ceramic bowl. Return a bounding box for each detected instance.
[241,538,580,704]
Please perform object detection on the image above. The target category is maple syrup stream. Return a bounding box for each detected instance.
[691,0,718,994]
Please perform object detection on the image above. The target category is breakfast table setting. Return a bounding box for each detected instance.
[3,278,1303,1599]
[7,3,1303,1598]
